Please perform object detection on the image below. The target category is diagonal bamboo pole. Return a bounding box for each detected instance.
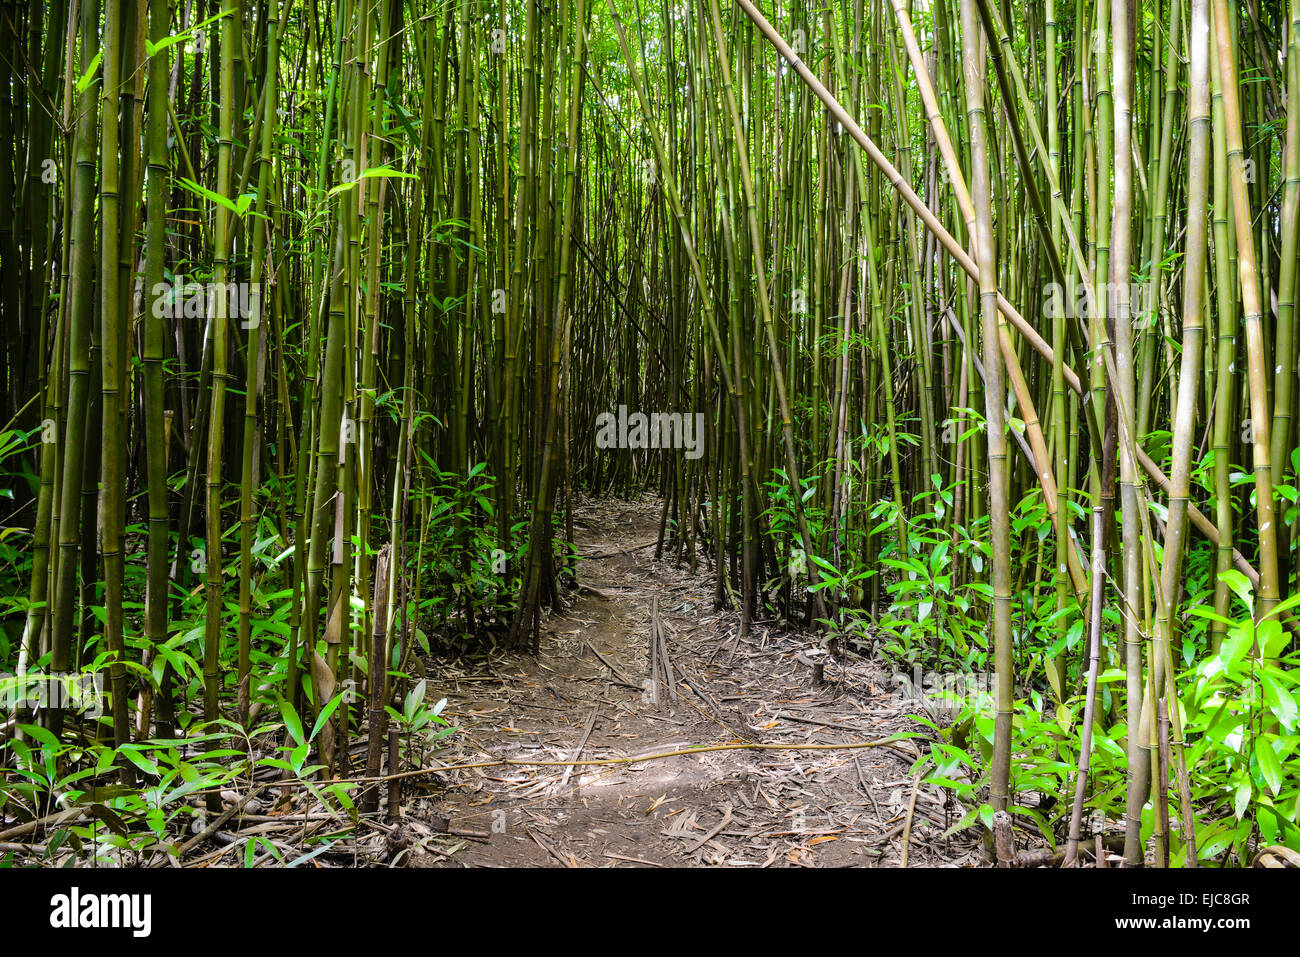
[741,0,1097,595]
[733,0,1260,604]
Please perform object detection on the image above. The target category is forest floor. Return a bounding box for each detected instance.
[394,498,984,868]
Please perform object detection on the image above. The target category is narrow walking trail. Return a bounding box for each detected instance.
[409,499,981,867]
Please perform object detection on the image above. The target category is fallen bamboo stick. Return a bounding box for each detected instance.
[336,734,914,785]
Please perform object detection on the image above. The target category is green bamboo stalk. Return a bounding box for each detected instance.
[957,0,1013,814]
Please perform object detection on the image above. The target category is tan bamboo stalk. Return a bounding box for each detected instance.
[1271,2,1300,552]
[1109,0,1148,868]
[1211,0,1280,623]
[1141,0,1211,867]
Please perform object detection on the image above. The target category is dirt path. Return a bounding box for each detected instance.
[406,499,982,867]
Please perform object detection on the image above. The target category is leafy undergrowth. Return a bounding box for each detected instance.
[0,684,455,866]
[782,471,1300,867]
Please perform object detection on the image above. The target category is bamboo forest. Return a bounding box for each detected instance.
[0,0,1297,883]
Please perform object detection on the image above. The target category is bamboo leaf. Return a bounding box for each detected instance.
[277,697,306,748]
[74,51,103,92]
[177,177,241,215]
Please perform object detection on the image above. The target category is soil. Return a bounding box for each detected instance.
[393,498,985,868]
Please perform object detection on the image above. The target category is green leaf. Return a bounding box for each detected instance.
[1055,703,1074,734]
[360,165,418,181]
[119,746,161,777]
[1233,777,1253,819]
[287,840,335,867]
[85,803,133,839]
[1260,671,1298,730]
[404,679,427,721]
[390,102,421,144]
[1198,820,1235,859]
[75,51,104,92]
[277,697,305,747]
[1256,737,1284,796]
[1217,623,1254,677]
[1258,618,1289,661]
[177,177,241,216]
[144,9,235,58]
[17,722,60,750]
[309,692,345,742]
[1187,605,1236,628]
[1218,569,1253,613]
[1264,588,1300,621]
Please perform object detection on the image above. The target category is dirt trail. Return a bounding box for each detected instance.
[409,499,981,867]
